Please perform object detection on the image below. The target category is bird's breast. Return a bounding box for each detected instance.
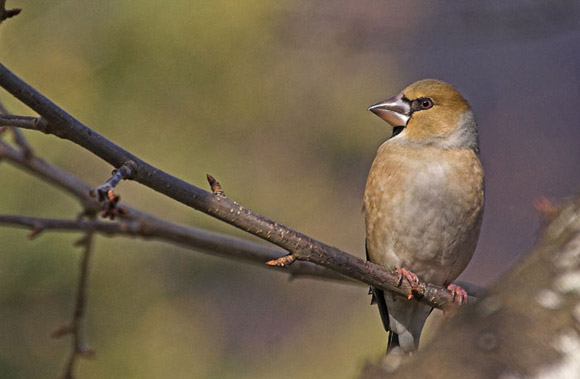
[364,143,484,284]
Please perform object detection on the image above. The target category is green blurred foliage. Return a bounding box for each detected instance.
[0,1,399,377]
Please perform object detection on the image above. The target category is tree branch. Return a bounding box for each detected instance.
[0,213,362,286]
[0,139,351,283]
[0,0,21,24]
[90,161,137,219]
[0,103,33,157]
[0,63,474,309]
[53,230,96,379]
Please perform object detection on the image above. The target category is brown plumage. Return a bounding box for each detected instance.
[364,79,484,354]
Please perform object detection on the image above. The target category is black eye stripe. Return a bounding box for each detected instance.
[410,97,434,112]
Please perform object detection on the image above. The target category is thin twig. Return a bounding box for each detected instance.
[0,214,136,236]
[59,230,96,379]
[0,213,354,284]
[0,114,43,129]
[10,127,32,157]
[90,161,136,219]
[0,63,475,308]
[0,104,34,157]
[0,213,487,295]
[0,141,353,283]
[0,140,101,212]
[92,161,137,201]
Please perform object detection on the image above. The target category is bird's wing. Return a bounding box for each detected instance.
[366,242,390,332]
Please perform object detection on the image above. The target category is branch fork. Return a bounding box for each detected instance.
[90,161,136,219]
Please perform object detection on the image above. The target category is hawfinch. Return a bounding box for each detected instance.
[364,79,484,354]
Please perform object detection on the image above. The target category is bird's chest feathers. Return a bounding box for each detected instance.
[403,160,452,201]
[368,147,469,207]
[364,145,483,282]
[379,157,466,227]
[372,149,479,223]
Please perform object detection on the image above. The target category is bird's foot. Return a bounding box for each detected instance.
[395,268,419,299]
[446,283,468,304]
[395,268,419,287]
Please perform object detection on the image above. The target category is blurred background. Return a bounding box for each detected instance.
[0,1,579,378]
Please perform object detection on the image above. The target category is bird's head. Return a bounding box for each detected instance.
[368,79,478,151]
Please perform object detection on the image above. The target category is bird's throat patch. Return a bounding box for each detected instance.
[391,126,405,138]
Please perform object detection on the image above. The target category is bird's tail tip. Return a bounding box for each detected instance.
[380,333,406,372]
[386,331,400,355]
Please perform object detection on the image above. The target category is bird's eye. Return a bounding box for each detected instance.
[410,97,434,112]
[419,98,433,110]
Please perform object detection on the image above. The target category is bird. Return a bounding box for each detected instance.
[363,79,484,355]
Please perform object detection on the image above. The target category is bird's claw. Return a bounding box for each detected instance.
[395,268,420,299]
[395,268,419,287]
[446,283,468,304]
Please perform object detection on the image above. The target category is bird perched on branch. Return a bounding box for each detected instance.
[364,79,484,355]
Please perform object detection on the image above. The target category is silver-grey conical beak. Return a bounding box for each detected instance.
[368,93,411,127]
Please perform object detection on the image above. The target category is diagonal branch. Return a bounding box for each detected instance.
[0,62,473,309]
[0,140,351,283]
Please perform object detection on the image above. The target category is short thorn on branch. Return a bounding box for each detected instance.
[266,254,297,267]
[0,0,21,23]
[73,234,91,247]
[51,322,75,339]
[206,174,225,197]
[27,226,43,239]
[90,161,136,219]
[51,321,95,355]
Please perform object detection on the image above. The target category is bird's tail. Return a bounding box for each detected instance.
[386,331,400,354]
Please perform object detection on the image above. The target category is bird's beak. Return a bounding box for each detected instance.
[368,93,411,127]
